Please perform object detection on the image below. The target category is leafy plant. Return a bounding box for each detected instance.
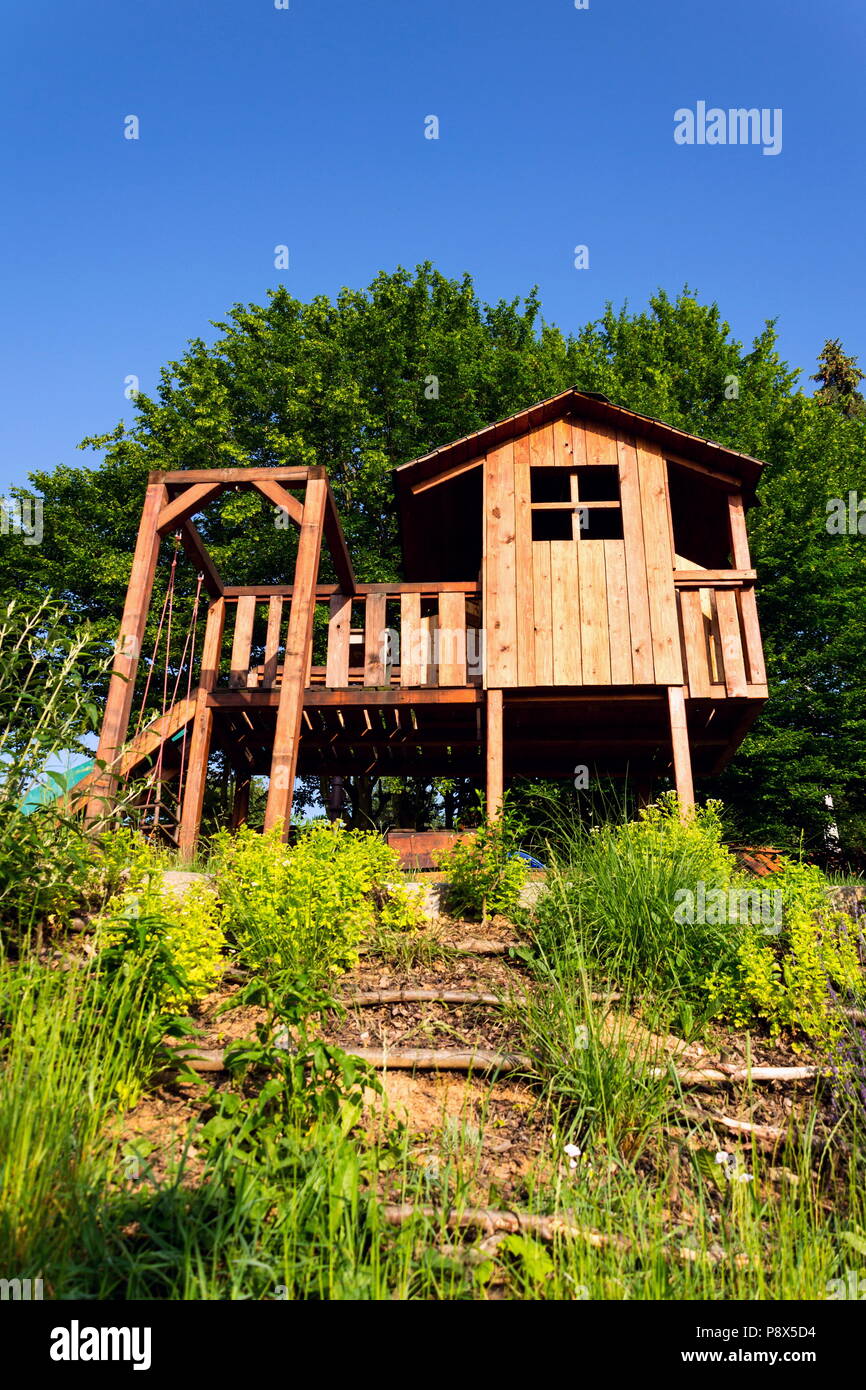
[705,858,864,1043]
[93,832,226,1010]
[437,799,529,921]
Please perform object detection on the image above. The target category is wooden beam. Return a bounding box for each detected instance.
[230,773,251,832]
[264,475,328,835]
[486,688,504,817]
[178,519,223,597]
[324,483,356,595]
[86,480,166,820]
[674,569,756,586]
[177,597,226,859]
[154,467,313,486]
[665,452,741,491]
[210,687,484,709]
[667,685,695,812]
[251,477,305,526]
[410,456,484,494]
[157,483,224,536]
[221,581,480,598]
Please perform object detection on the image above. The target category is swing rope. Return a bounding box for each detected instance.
[133,535,204,839]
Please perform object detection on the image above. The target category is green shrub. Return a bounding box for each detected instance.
[704,858,864,1044]
[93,831,226,1010]
[211,819,423,979]
[437,802,529,921]
[0,596,107,942]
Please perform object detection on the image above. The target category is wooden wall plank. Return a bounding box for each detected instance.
[364,592,388,687]
[229,595,256,688]
[716,587,749,697]
[636,443,683,684]
[399,592,422,687]
[529,424,554,470]
[570,418,588,467]
[484,441,518,686]
[550,540,581,685]
[438,591,467,686]
[513,435,536,686]
[532,543,554,685]
[579,541,611,684]
[325,593,350,687]
[679,587,711,697]
[604,540,632,684]
[585,423,618,467]
[552,417,575,466]
[616,435,654,683]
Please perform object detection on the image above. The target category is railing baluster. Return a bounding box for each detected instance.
[326,593,351,687]
[262,596,283,688]
[229,595,256,688]
[364,593,387,686]
[437,591,466,687]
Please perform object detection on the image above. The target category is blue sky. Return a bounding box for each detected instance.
[1,0,863,492]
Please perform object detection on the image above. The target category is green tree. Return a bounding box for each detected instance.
[812,338,865,418]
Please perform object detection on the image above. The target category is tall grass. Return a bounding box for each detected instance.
[0,952,162,1279]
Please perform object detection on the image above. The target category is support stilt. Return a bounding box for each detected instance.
[86,480,166,821]
[264,472,328,837]
[485,688,504,818]
[667,685,695,813]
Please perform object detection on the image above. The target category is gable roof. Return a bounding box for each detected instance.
[394,387,765,497]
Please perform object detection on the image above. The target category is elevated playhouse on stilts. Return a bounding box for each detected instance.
[84,390,768,855]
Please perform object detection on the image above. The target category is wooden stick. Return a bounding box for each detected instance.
[380,1204,625,1250]
[343,989,505,1007]
[340,988,621,1007]
[658,1064,825,1085]
[169,1045,531,1075]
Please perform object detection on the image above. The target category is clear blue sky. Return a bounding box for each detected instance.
[1,0,863,492]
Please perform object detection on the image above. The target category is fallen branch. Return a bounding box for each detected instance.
[380,1204,625,1250]
[659,1064,825,1085]
[167,1045,532,1075]
[341,987,621,1008]
[680,1105,791,1146]
[342,989,505,1007]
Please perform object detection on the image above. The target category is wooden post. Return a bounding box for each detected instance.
[486,688,504,818]
[177,598,226,860]
[86,479,166,821]
[264,473,328,836]
[667,685,695,813]
[230,773,251,831]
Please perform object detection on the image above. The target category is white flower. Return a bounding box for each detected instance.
[714,1151,730,1166]
[564,1142,582,1170]
[735,1172,754,1184]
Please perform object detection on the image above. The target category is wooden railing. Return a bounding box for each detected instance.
[674,570,766,698]
[220,582,483,692]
